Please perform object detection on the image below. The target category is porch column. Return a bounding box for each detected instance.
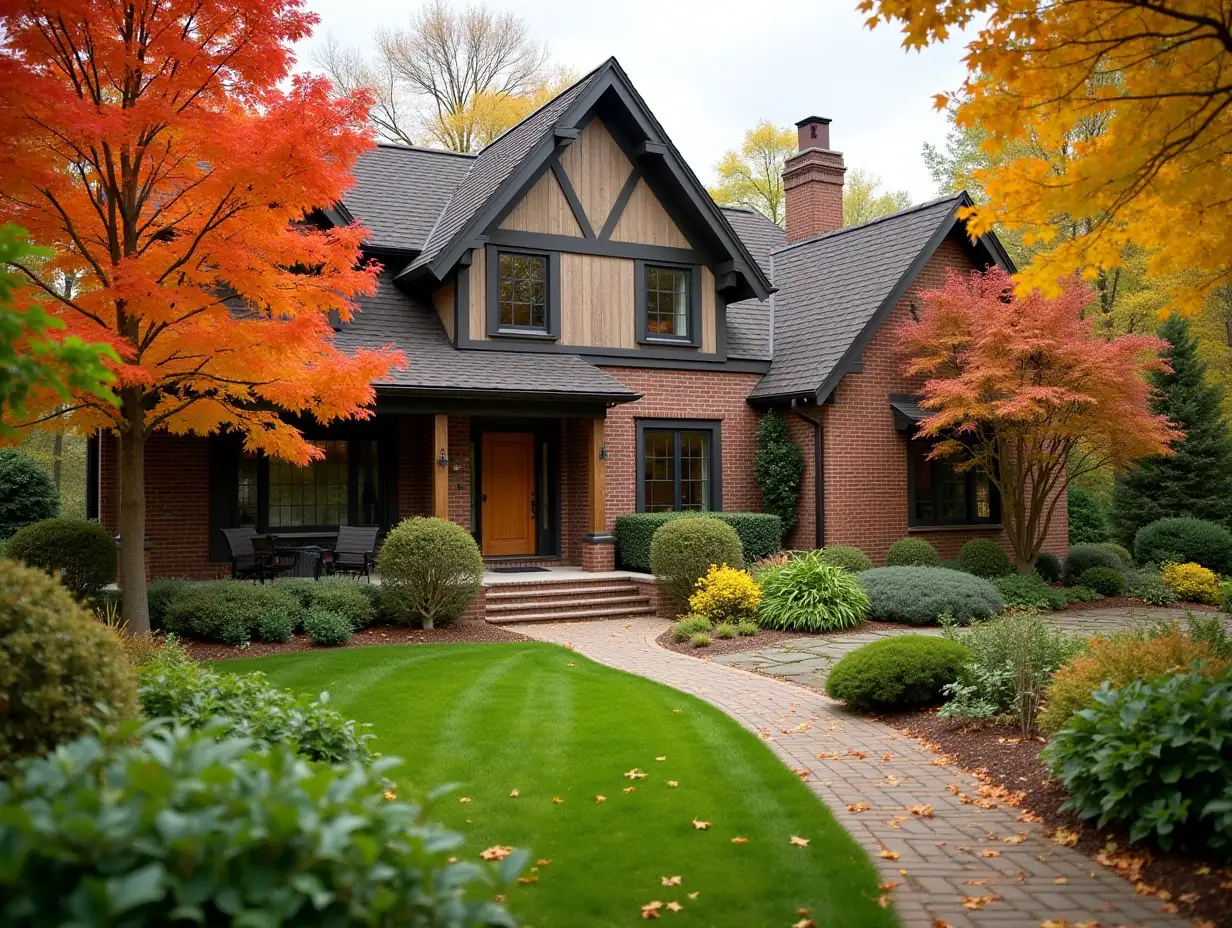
[581,415,616,571]
[433,414,449,520]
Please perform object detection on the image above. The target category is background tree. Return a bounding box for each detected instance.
[896,267,1175,571]
[842,169,911,226]
[709,121,796,226]
[315,1,562,152]
[866,0,1232,315]
[0,0,402,633]
[1111,315,1232,544]
[754,410,804,533]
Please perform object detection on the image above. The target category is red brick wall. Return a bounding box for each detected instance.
[785,410,821,550]
[562,417,589,564]
[446,416,472,528]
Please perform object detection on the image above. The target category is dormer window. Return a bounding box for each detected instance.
[636,260,702,348]
[498,253,548,330]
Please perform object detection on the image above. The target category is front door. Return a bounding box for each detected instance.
[481,432,536,556]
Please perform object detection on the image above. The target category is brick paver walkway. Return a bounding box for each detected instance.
[517,617,1188,928]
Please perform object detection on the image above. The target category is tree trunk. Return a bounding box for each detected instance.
[118,409,150,635]
[52,428,63,490]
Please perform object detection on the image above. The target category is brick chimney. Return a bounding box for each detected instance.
[783,116,846,242]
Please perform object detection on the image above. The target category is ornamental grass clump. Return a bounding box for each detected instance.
[858,567,1003,625]
[688,564,761,624]
[756,550,869,632]
[1161,561,1222,605]
[736,619,759,637]
[671,615,711,642]
[825,635,970,710]
[714,622,737,640]
[650,515,744,613]
[689,632,712,648]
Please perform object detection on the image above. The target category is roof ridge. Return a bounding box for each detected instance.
[472,57,612,154]
[372,142,477,158]
[770,193,966,255]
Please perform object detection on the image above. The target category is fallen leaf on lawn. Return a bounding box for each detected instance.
[673,708,682,714]
[517,876,537,884]
[665,901,683,913]
[508,789,519,798]
[595,795,607,803]
[655,756,666,762]
[480,846,514,861]
[622,786,636,793]
[493,894,505,903]
[876,894,893,909]
[731,836,748,844]
[879,880,901,891]
[536,858,551,866]
[980,849,1001,858]
[1050,828,1080,847]
[640,900,662,919]
[625,768,648,780]
[661,875,682,886]
[459,797,471,803]
[790,835,810,847]
[552,797,564,804]
[567,662,576,667]
[848,801,872,813]
[880,848,900,860]
[687,891,699,899]
[791,920,816,928]
[667,780,678,788]
[383,789,397,801]
[692,819,711,830]
[908,804,933,817]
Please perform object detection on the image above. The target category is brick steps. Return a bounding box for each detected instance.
[484,579,654,624]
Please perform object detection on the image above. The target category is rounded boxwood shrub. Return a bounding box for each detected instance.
[650,515,744,613]
[1096,542,1133,566]
[0,559,139,776]
[0,449,59,540]
[1134,517,1232,574]
[858,567,1005,625]
[1062,542,1122,586]
[1034,552,1062,583]
[1078,566,1126,597]
[0,725,521,927]
[312,582,376,629]
[818,545,873,573]
[162,581,302,645]
[614,512,781,572]
[757,550,869,632]
[825,635,970,709]
[1042,669,1232,854]
[303,608,354,646]
[146,577,192,632]
[6,518,116,596]
[378,517,483,629]
[958,539,1011,578]
[885,537,940,567]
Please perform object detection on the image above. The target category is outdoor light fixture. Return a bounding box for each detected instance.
[437,450,449,468]
[599,445,608,461]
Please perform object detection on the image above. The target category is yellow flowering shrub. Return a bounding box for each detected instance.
[688,564,762,624]
[1161,562,1221,605]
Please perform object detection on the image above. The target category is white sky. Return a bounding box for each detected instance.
[296,0,976,203]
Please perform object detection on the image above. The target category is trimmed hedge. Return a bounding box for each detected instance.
[885,537,940,567]
[615,511,781,572]
[825,635,970,709]
[958,539,1011,578]
[0,450,59,539]
[162,581,303,645]
[651,516,744,612]
[858,566,1004,625]
[1134,517,1232,574]
[6,518,116,595]
[1063,543,1123,585]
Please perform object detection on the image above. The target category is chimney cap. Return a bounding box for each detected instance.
[794,116,832,127]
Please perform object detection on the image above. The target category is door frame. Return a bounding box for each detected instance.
[470,418,561,558]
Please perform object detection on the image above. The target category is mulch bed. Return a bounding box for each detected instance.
[186,619,525,661]
[880,708,1232,928]
[654,620,914,657]
[1062,595,1216,613]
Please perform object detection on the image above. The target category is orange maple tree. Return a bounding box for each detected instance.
[0,0,402,631]
[896,266,1175,570]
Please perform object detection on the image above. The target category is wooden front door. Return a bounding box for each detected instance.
[481,432,536,556]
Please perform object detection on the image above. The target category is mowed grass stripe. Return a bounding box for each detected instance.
[219,642,897,928]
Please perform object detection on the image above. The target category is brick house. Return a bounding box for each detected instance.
[90,57,1067,581]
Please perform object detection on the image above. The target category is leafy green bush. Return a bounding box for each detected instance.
[650,515,744,613]
[162,580,303,645]
[313,581,376,629]
[940,612,1085,733]
[690,632,712,648]
[1096,542,1133,566]
[736,619,759,637]
[137,645,371,764]
[858,567,1004,625]
[756,550,869,631]
[5,517,116,595]
[1034,552,1062,583]
[1063,543,1123,585]
[958,539,1011,578]
[1042,669,1232,853]
[275,577,319,609]
[688,564,761,623]
[818,545,873,573]
[0,559,140,776]
[0,724,522,927]
[146,577,192,632]
[1222,581,1232,613]
[1079,566,1126,597]
[615,512,781,572]
[825,635,970,709]
[378,517,483,629]
[0,449,59,539]
[754,409,804,532]
[1186,614,1232,659]
[1134,517,1232,574]
[714,621,736,639]
[671,615,711,642]
[1068,487,1108,544]
[1124,567,1179,606]
[1064,585,1103,603]
[885,537,940,567]
[1162,561,1222,605]
[305,608,354,646]
[993,572,1066,610]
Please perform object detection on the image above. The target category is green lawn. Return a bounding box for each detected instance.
[217,642,896,928]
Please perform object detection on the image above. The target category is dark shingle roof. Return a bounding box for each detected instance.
[720,207,784,361]
[720,207,785,277]
[344,146,474,253]
[335,271,638,400]
[751,195,965,400]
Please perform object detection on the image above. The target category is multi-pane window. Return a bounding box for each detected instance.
[268,440,349,528]
[498,252,547,330]
[645,266,689,339]
[642,428,712,512]
[908,441,998,527]
[237,454,259,526]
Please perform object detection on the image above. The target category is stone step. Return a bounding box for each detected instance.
[486,602,659,624]
[486,583,640,601]
[487,593,651,615]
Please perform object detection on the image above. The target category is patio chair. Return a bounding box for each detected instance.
[221,526,264,581]
[324,525,379,581]
[252,533,296,581]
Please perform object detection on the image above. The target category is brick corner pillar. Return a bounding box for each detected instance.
[582,416,616,571]
[783,115,846,243]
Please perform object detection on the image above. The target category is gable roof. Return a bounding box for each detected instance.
[720,207,785,277]
[343,145,474,253]
[721,207,783,361]
[751,193,1008,402]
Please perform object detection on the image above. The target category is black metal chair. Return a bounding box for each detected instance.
[324,525,379,581]
[252,534,296,581]
[221,526,263,581]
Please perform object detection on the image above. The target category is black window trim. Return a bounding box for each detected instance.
[634,418,722,513]
[485,244,561,340]
[906,438,1001,530]
[635,259,702,348]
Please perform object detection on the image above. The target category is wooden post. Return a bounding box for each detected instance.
[433,414,449,520]
[588,417,606,534]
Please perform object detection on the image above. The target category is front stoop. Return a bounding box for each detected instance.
[483,578,656,624]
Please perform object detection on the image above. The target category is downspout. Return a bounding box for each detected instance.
[790,404,824,549]
[767,252,775,358]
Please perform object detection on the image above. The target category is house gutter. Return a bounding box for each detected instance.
[789,403,823,549]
